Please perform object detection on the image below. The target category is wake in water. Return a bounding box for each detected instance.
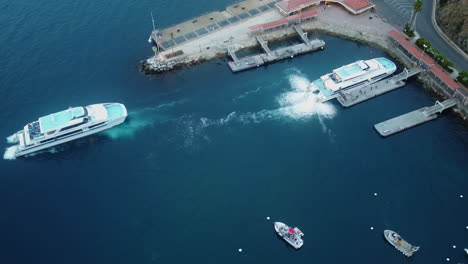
[102,100,185,139]
[3,146,18,160]
[179,69,337,132]
[233,86,262,102]
[277,70,337,120]
[6,134,17,144]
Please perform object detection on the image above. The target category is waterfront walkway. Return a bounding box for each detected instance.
[388,30,468,110]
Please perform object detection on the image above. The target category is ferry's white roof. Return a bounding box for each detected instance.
[39,107,85,133]
[87,104,108,121]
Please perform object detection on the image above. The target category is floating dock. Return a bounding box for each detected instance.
[337,68,422,107]
[374,99,457,137]
[228,26,325,72]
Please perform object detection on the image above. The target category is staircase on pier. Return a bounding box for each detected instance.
[293,25,310,45]
[256,35,272,54]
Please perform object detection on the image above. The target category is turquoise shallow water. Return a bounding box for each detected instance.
[0,1,467,263]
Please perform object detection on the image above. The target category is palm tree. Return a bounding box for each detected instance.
[409,0,423,29]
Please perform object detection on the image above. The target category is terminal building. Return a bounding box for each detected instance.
[275,0,374,16]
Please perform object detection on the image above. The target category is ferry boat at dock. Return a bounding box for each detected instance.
[310,58,397,102]
[6,103,127,157]
[274,222,304,249]
[384,230,420,257]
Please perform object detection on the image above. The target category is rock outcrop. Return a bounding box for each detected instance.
[436,0,468,53]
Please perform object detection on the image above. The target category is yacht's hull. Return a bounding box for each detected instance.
[274,222,304,249]
[318,72,392,102]
[13,116,125,157]
[311,58,397,103]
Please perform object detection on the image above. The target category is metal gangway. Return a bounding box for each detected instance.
[422,99,457,116]
[389,67,422,83]
[256,35,272,55]
[227,46,240,65]
[293,25,310,45]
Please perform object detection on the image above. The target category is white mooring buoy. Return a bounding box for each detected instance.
[370,227,374,230]
[266,216,270,220]
[238,248,242,253]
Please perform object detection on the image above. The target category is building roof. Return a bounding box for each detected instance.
[343,0,372,10]
[249,10,318,30]
[389,30,460,90]
[276,0,319,13]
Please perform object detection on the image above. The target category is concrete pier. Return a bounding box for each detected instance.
[228,37,324,72]
[337,68,422,107]
[228,24,325,72]
[374,99,457,137]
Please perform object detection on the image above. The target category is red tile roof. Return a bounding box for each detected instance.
[276,0,318,12]
[389,30,460,90]
[429,65,460,90]
[300,10,319,19]
[249,11,318,30]
[249,18,289,30]
[343,0,372,10]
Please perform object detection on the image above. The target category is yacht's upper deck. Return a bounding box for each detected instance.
[38,107,86,133]
[333,60,374,82]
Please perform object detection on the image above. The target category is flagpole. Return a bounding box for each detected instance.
[151,12,156,32]
[150,12,157,57]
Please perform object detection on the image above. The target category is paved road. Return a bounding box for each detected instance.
[415,0,467,71]
[372,0,467,71]
[373,0,413,28]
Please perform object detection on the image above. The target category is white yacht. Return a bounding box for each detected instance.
[274,222,304,249]
[6,103,127,157]
[310,58,397,102]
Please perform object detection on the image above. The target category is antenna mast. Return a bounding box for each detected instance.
[151,12,156,32]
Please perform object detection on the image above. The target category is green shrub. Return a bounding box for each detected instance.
[403,23,415,37]
[415,38,454,72]
[458,71,468,86]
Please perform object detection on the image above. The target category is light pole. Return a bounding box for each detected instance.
[418,44,427,66]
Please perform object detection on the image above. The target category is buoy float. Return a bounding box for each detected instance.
[452,245,456,249]
[370,227,374,230]
[446,257,450,261]
[374,193,378,196]
[266,216,270,220]
[238,248,243,253]
[460,194,464,198]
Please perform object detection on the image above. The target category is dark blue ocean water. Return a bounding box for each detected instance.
[1,1,467,263]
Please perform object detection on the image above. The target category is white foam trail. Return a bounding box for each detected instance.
[3,146,18,160]
[103,116,155,139]
[102,100,185,140]
[277,72,337,120]
[6,134,17,144]
[233,86,262,102]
